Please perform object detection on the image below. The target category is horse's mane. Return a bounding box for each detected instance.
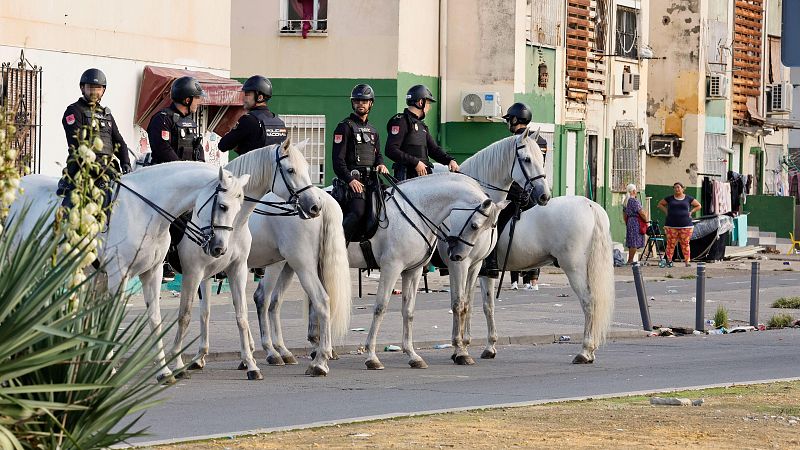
[225,145,277,190]
[459,134,543,182]
[397,172,485,196]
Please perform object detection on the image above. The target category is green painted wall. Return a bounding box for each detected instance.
[645,184,702,230]
[439,122,509,162]
[251,77,399,184]
[515,45,556,124]
[744,195,796,238]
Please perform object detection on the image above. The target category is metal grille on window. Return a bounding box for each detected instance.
[526,0,563,46]
[615,7,638,59]
[282,115,326,184]
[1,53,42,175]
[611,123,640,191]
[703,133,728,177]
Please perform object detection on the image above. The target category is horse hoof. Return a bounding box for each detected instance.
[365,359,384,370]
[237,361,247,370]
[454,355,475,366]
[450,353,457,362]
[480,349,496,359]
[156,374,177,385]
[247,370,264,380]
[187,361,204,371]
[309,350,316,359]
[305,365,329,377]
[409,359,428,369]
[330,349,340,360]
[266,354,285,366]
[173,370,191,380]
[282,354,299,365]
[572,354,594,364]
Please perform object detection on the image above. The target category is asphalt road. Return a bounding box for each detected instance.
[130,328,800,446]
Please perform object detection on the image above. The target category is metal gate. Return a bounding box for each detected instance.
[1,51,42,174]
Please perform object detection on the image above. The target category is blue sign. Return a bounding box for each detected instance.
[484,94,494,101]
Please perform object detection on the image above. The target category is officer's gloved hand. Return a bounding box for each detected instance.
[121,163,132,174]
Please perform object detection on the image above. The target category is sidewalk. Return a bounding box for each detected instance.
[123,256,800,363]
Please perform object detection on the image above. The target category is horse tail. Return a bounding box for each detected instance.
[318,194,352,343]
[586,202,615,347]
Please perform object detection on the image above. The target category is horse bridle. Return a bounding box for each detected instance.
[510,136,547,204]
[271,149,314,216]
[445,205,493,250]
[194,184,238,251]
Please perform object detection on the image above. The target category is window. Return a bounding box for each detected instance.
[526,0,563,47]
[703,133,728,177]
[611,123,641,191]
[282,115,326,185]
[615,6,638,59]
[1,57,42,174]
[280,0,328,37]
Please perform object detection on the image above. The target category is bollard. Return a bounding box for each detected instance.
[750,261,760,327]
[695,262,706,332]
[632,263,652,331]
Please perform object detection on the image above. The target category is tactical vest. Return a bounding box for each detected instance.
[344,119,377,168]
[249,108,288,146]
[171,113,201,161]
[78,104,114,156]
[400,113,428,160]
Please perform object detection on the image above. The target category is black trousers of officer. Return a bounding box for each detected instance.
[342,190,367,242]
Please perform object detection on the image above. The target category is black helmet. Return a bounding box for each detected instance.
[171,76,205,104]
[350,84,375,101]
[80,68,107,87]
[242,75,273,101]
[502,102,532,124]
[405,84,436,106]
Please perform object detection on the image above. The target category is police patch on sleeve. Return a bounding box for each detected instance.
[65,114,75,125]
[161,130,170,141]
[391,125,400,135]
[334,134,343,144]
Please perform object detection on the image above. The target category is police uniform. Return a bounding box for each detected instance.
[384,108,455,180]
[146,104,204,164]
[332,113,383,242]
[218,106,287,154]
[59,97,130,207]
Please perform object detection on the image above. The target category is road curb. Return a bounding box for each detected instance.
[196,329,651,363]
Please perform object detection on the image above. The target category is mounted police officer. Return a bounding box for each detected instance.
[58,68,131,209]
[385,84,458,180]
[218,75,287,154]
[145,76,206,281]
[146,76,206,164]
[482,102,549,278]
[332,84,388,242]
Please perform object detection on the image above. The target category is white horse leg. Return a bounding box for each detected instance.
[253,271,281,366]
[268,263,300,365]
[448,263,475,366]
[479,275,499,359]
[562,262,597,363]
[229,262,263,380]
[365,263,403,370]
[294,266,331,377]
[188,278,212,370]
[401,267,427,369]
[461,264,481,350]
[170,272,203,377]
[137,268,174,383]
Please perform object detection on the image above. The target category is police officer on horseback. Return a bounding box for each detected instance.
[219,75,287,154]
[482,102,548,278]
[332,84,388,242]
[385,84,458,180]
[147,76,206,164]
[58,68,132,209]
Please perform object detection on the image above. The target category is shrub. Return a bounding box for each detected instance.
[767,313,795,328]
[713,305,729,329]
[772,297,800,309]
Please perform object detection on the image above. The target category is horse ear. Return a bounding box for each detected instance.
[481,198,493,209]
[218,166,224,182]
[280,136,291,155]
[522,127,531,139]
[496,200,511,211]
[238,173,251,188]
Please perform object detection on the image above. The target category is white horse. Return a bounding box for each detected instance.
[432,130,551,364]
[477,196,615,364]
[169,140,328,380]
[9,163,249,382]
[247,187,351,375]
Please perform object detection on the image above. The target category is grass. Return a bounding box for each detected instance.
[680,274,697,280]
[767,313,795,328]
[714,305,729,329]
[772,297,800,309]
[665,273,674,278]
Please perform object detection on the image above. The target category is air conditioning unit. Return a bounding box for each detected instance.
[706,74,728,99]
[620,72,640,95]
[460,91,502,117]
[648,134,683,158]
[768,82,792,113]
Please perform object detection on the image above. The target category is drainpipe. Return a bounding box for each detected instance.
[439,0,448,150]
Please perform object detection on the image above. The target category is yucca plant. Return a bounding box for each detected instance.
[0,103,179,449]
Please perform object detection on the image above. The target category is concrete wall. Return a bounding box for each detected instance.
[231,0,399,79]
[1,1,232,176]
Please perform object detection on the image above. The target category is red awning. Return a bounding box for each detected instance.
[134,65,245,135]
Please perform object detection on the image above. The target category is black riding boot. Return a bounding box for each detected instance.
[479,246,500,279]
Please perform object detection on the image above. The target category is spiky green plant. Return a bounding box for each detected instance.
[772,297,800,309]
[713,305,729,329]
[767,313,795,328]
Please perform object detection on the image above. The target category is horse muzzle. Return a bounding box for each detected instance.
[205,235,227,257]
